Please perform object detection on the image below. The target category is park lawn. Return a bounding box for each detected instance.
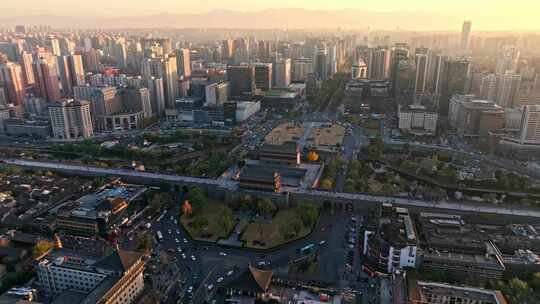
[180,202,233,242]
[242,208,314,249]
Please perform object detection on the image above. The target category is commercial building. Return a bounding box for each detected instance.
[204,81,229,107]
[448,95,504,137]
[292,57,313,82]
[49,99,94,140]
[227,65,255,98]
[260,89,300,110]
[37,247,145,304]
[504,105,540,145]
[461,21,472,51]
[368,48,391,80]
[74,86,123,131]
[175,48,191,78]
[3,118,51,138]
[440,60,470,116]
[274,58,291,88]
[253,63,272,92]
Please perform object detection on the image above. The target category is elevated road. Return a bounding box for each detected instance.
[3,158,540,218]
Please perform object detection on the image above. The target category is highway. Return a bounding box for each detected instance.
[4,158,540,218]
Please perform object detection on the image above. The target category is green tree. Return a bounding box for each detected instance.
[320,178,334,190]
[296,203,319,227]
[187,187,207,211]
[257,198,276,218]
[192,217,209,234]
[136,233,152,251]
[290,219,303,236]
[32,240,53,258]
[219,206,235,233]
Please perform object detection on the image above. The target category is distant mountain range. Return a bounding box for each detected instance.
[0,8,464,31]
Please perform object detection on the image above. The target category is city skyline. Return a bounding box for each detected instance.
[1,4,540,31]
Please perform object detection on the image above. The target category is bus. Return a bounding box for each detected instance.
[156,231,163,242]
[297,243,315,255]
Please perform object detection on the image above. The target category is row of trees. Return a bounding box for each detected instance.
[320,157,344,190]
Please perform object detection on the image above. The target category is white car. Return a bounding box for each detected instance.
[183,238,188,244]
[181,253,187,259]
[175,238,180,243]
[176,229,180,234]
[217,277,224,283]
[218,252,227,257]
[226,270,234,276]
[207,284,214,290]
[191,255,196,261]
[168,229,172,234]
[187,286,193,293]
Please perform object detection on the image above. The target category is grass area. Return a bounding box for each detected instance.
[242,208,314,249]
[180,202,234,242]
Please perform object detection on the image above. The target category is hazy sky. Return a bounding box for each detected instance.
[4,0,540,30]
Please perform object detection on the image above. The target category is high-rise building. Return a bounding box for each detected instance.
[49,99,94,140]
[46,38,61,56]
[315,50,328,81]
[496,72,521,108]
[517,105,540,144]
[145,77,165,117]
[461,21,472,51]
[274,58,291,88]
[111,41,127,68]
[141,56,178,108]
[81,49,102,72]
[352,59,368,79]
[254,63,272,91]
[415,54,429,93]
[57,55,85,96]
[121,87,152,118]
[431,54,448,94]
[0,62,26,107]
[176,48,191,79]
[368,48,391,80]
[33,58,61,102]
[20,52,35,87]
[227,65,255,98]
[292,57,314,82]
[74,86,122,130]
[222,39,234,62]
[440,59,470,116]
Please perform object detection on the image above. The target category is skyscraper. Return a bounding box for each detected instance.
[176,48,191,79]
[57,54,85,96]
[415,54,429,93]
[368,48,391,80]
[33,58,62,102]
[518,105,540,144]
[315,50,328,81]
[274,58,291,88]
[145,77,165,117]
[20,52,35,87]
[0,62,26,110]
[461,21,472,51]
[141,56,178,108]
[440,59,470,116]
[292,57,314,82]
[496,72,521,108]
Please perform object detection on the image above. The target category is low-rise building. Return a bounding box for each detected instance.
[37,247,145,304]
[409,280,507,304]
[363,206,419,273]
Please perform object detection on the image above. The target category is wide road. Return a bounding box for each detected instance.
[4,158,540,218]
